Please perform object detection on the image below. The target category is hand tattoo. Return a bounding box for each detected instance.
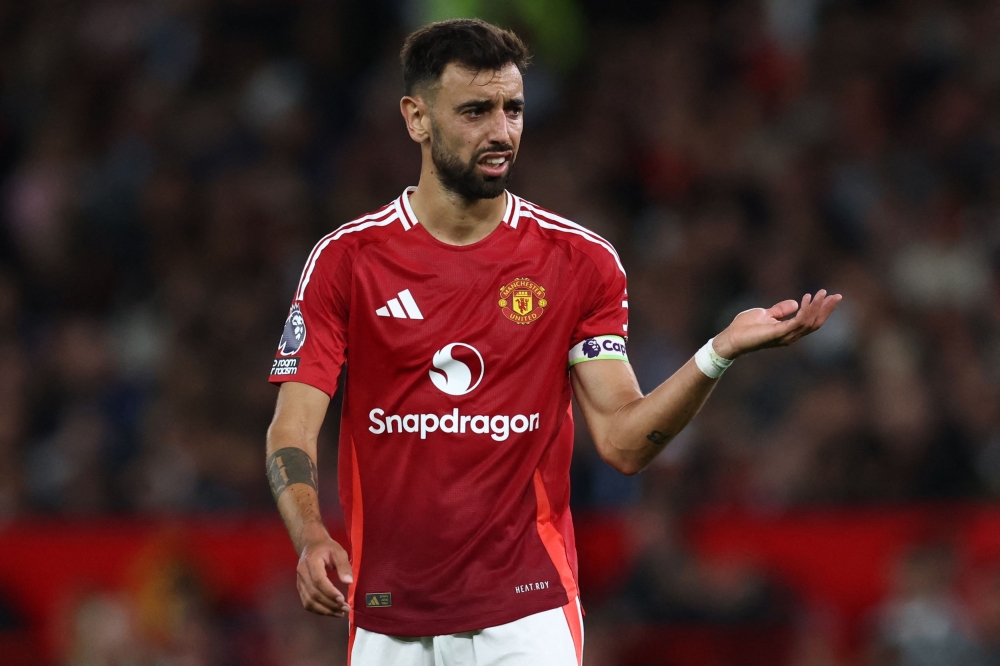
[646,430,669,446]
[267,447,318,501]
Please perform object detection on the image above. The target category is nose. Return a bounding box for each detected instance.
[485,107,512,146]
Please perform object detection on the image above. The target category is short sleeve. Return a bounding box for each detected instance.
[570,253,629,347]
[268,241,351,396]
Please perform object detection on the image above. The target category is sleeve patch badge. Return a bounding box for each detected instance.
[278,303,307,356]
[499,278,547,325]
[365,593,392,608]
[569,335,628,366]
[271,358,299,376]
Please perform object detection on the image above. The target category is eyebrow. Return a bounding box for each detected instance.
[454,97,525,113]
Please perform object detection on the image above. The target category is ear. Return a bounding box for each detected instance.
[400,95,432,144]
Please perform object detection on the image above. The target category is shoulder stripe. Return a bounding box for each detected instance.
[397,187,420,230]
[523,203,623,265]
[294,206,396,298]
[501,191,515,225]
[530,215,626,276]
[394,196,412,230]
[294,203,395,294]
[508,193,523,228]
[522,204,626,276]
[296,210,399,300]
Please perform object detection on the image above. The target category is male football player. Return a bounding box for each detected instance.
[266,18,840,666]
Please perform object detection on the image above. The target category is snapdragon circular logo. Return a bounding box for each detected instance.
[429,343,484,396]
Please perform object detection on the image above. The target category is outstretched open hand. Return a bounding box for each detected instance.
[712,290,842,359]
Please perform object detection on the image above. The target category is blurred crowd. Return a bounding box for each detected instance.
[561,0,1000,512]
[3,0,999,517]
[2,0,1000,663]
[61,570,349,666]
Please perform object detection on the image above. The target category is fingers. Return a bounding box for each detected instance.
[769,293,816,337]
[802,290,840,328]
[308,554,348,606]
[297,568,341,616]
[297,548,351,617]
[765,299,800,320]
[729,290,842,355]
[780,290,841,345]
[814,292,842,326]
[799,290,822,327]
[297,568,347,617]
[324,544,355,585]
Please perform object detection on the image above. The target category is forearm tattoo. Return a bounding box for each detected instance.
[266,447,318,501]
[646,430,669,446]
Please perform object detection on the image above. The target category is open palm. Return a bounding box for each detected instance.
[713,290,843,359]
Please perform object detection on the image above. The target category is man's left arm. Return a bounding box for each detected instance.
[572,290,842,475]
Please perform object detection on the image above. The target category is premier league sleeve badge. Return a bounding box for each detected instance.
[278,303,307,356]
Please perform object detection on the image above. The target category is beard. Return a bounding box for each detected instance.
[431,129,513,201]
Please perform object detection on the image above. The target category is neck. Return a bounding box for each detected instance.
[408,164,507,246]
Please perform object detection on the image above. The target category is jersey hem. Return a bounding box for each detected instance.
[350,590,570,638]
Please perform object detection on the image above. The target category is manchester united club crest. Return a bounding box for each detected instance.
[498,278,548,325]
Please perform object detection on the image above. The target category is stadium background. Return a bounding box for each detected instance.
[1,0,999,664]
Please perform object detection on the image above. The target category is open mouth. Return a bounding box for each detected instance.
[477,152,512,177]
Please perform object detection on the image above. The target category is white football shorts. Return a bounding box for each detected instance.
[349,598,583,666]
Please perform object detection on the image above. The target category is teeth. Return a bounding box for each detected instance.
[485,157,505,165]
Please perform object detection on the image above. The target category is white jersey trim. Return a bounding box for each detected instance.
[295,210,400,300]
[502,190,515,225]
[397,187,420,230]
[294,205,395,297]
[508,193,523,228]
[398,186,515,229]
[521,204,626,277]
[394,198,410,230]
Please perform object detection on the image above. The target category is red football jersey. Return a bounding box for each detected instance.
[269,188,629,637]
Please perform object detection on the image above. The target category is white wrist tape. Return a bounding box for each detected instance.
[694,338,733,379]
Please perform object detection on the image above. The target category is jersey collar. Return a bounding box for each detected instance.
[396,187,517,230]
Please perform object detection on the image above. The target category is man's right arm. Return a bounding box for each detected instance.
[267,381,353,617]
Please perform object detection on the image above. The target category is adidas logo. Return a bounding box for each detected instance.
[376,289,424,319]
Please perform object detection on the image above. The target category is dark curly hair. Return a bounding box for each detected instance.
[400,18,530,96]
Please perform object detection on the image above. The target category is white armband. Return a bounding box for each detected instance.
[694,337,733,379]
[569,335,628,366]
